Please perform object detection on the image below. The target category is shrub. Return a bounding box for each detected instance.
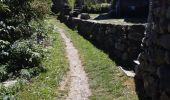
[0,65,8,82]
[30,0,52,19]
[0,0,47,82]
[8,40,44,72]
[0,40,10,64]
[82,3,111,13]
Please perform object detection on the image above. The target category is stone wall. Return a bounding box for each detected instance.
[136,0,170,99]
[61,16,145,69]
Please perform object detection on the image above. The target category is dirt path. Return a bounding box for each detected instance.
[56,27,91,100]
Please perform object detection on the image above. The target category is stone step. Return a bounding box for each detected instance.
[119,66,136,77]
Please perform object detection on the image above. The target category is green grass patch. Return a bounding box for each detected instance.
[15,18,69,100]
[54,18,138,100]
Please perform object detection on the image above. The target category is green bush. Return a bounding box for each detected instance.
[0,65,8,81]
[8,40,43,72]
[82,3,111,13]
[0,0,48,82]
[0,40,10,64]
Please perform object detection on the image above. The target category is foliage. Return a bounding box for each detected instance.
[84,0,112,4]
[15,18,69,99]
[30,0,52,19]
[82,3,111,13]
[80,0,113,13]
[0,79,27,99]
[0,65,8,81]
[0,0,48,82]
[8,40,43,72]
[0,0,65,99]
[68,0,75,9]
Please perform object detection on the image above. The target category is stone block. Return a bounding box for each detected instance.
[128,32,144,41]
[157,34,170,50]
[160,92,170,100]
[80,13,90,20]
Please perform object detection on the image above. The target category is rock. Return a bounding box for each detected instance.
[165,51,170,64]
[140,62,157,73]
[168,24,170,33]
[115,42,126,51]
[122,52,128,61]
[143,74,159,97]
[80,13,90,20]
[138,52,147,62]
[157,66,170,92]
[166,7,170,19]
[71,11,79,17]
[157,34,170,50]
[128,32,143,41]
[119,66,136,77]
[135,64,143,79]
[160,92,170,100]
[153,48,166,64]
[154,7,161,17]
[3,80,17,87]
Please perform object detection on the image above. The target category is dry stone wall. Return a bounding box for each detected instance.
[136,0,170,99]
[61,16,145,69]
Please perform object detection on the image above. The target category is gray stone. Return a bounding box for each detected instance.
[138,52,147,62]
[166,7,170,19]
[143,75,158,97]
[128,32,143,41]
[80,13,90,20]
[122,52,128,61]
[165,51,170,64]
[160,92,170,100]
[157,66,170,92]
[167,24,170,33]
[115,42,126,51]
[154,7,161,17]
[157,34,170,50]
[154,48,166,64]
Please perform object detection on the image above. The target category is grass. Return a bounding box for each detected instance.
[54,17,138,100]
[15,18,69,100]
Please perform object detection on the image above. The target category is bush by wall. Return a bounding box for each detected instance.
[82,3,111,13]
[0,0,48,82]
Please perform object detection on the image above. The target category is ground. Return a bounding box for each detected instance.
[14,17,138,100]
[57,27,91,100]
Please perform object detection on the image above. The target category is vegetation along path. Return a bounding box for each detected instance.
[55,27,91,100]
